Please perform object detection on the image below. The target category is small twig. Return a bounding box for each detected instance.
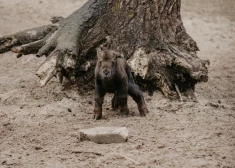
[71,150,103,156]
[175,83,183,102]
[119,154,140,165]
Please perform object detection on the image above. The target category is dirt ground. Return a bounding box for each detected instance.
[0,0,234,167]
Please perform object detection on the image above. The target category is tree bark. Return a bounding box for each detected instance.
[0,0,209,100]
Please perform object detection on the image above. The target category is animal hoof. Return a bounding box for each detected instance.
[122,114,128,118]
[94,114,102,120]
[140,108,149,117]
[120,107,129,118]
[145,113,150,117]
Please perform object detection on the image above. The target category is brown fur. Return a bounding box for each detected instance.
[94,48,149,120]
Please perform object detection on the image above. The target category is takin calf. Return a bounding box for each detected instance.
[94,48,149,120]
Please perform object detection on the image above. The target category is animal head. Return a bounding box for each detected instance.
[96,47,123,79]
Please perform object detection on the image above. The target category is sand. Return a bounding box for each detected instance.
[0,0,234,167]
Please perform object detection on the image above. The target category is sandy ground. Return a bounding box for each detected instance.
[0,0,235,167]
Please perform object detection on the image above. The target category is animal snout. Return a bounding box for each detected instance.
[102,69,111,77]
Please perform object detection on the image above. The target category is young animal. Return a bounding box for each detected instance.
[94,48,149,120]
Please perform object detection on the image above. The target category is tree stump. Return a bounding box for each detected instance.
[0,0,209,100]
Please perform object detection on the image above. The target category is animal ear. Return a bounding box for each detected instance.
[96,47,102,52]
[96,47,103,59]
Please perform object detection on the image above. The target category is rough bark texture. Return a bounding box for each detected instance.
[0,0,209,100]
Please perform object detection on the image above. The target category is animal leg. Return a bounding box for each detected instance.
[111,91,119,110]
[94,82,106,120]
[128,83,149,117]
[117,80,129,117]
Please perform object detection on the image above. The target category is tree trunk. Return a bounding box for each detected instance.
[0,0,209,100]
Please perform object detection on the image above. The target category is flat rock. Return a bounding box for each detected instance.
[79,127,128,144]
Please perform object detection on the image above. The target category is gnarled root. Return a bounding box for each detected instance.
[128,47,209,100]
[36,51,60,86]
[0,25,57,54]
[11,39,45,57]
[36,48,78,86]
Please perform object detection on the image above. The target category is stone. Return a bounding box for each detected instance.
[79,127,128,144]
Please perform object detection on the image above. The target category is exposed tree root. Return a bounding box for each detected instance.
[11,39,45,56]
[0,25,57,54]
[36,52,60,86]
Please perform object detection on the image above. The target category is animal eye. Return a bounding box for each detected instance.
[99,61,102,65]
